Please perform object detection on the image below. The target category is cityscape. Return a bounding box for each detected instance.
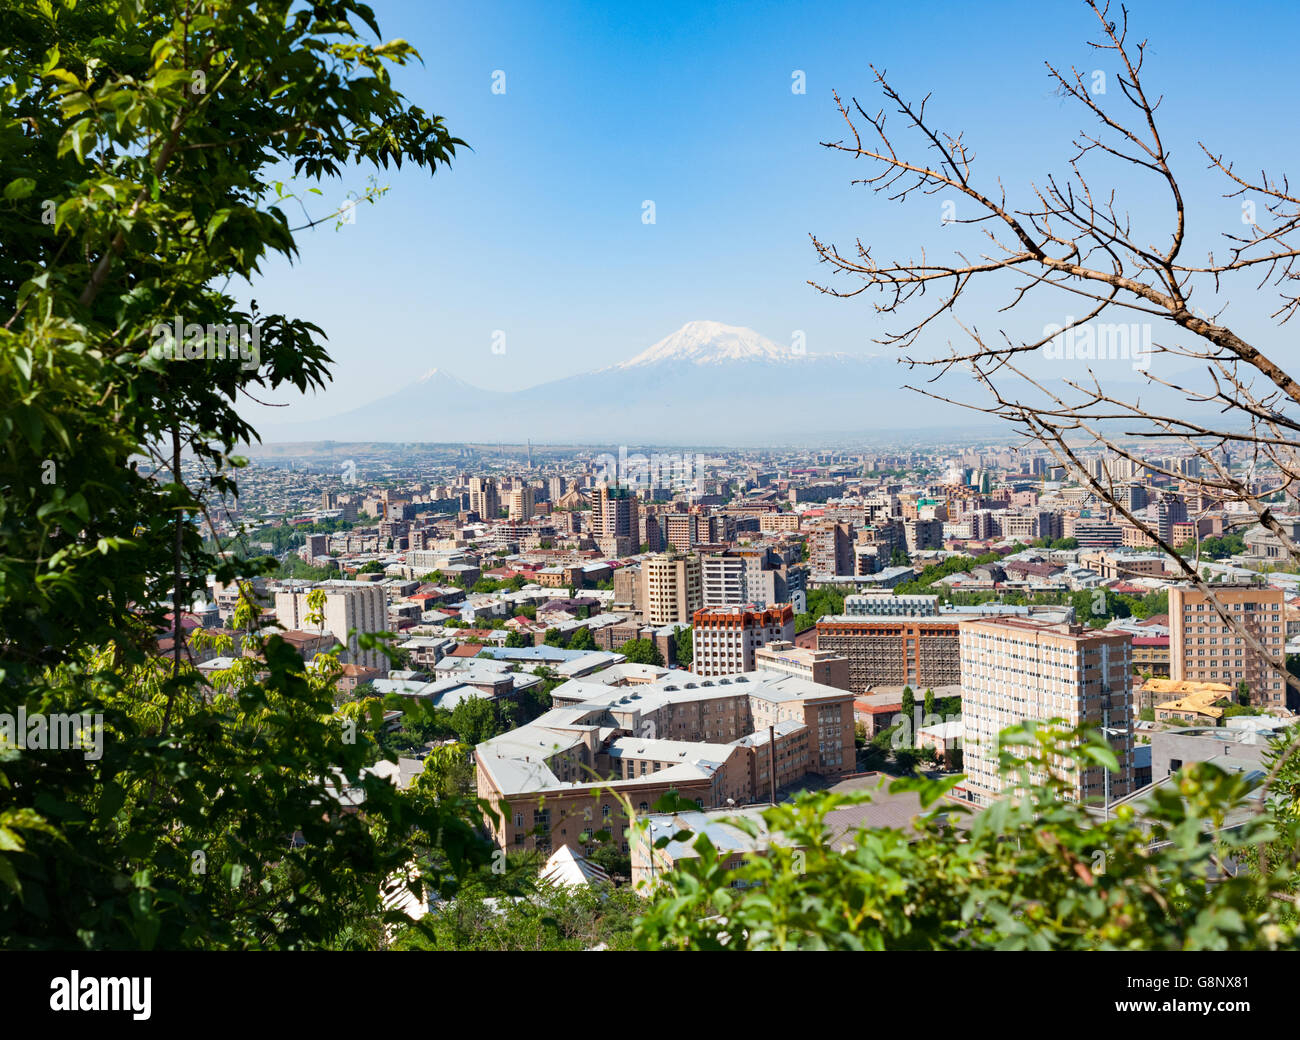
[1,0,1297,1002]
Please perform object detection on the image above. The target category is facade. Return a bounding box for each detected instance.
[508,486,536,522]
[1001,509,1062,542]
[815,615,963,694]
[810,521,855,577]
[844,592,939,617]
[612,565,641,611]
[476,667,856,854]
[1167,584,1287,707]
[959,617,1134,806]
[1241,516,1300,563]
[469,477,501,520]
[1131,635,1170,678]
[273,580,388,668]
[664,512,734,553]
[304,532,329,563]
[759,512,801,533]
[902,517,944,553]
[641,553,703,626]
[692,604,796,677]
[753,641,850,690]
[1068,518,1124,548]
[591,483,639,556]
[700,548,792,609]
[1077,550,1168,580]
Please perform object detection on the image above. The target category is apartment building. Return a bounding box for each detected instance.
[810,521,855,576]
[1001,509,1063,543]
[844,593,940,617]
[641,553,703,626]
[699,547,798,609]
[754,641,850,690]
[816,615,963,694]
[692,604,795,677]
[759,512,801,533]
[1067,517,1124,548]
[469,477,500,520]
[613,565,641,611]
[959,617,1134,806]
[638,513,664,552]
[304,532,329,563]
[903,517,945,553]
[1077,549,1168,580]
[273,580,388,668]
[508,486,535,522]
[663,511,735,553]
[858,521,905,567]
[1168,584,1288,708]
[591,482,639,556]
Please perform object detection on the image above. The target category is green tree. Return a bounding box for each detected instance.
[900,686,915,729]
[410,742,473,802]
[394,880,642,951]
[620,638,664,666]
[923,688,935,721]
[673,625,693,667]
[449,697,501,746]
[0,0,486,950]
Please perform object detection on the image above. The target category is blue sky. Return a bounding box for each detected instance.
[244,0,1300,424]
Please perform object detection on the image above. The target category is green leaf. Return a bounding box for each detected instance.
[3,177,36,200]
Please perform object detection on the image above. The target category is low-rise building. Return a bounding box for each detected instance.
[753,641,850,690]
[476,668,855,855]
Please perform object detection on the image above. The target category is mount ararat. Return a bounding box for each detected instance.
[257,320,974,445]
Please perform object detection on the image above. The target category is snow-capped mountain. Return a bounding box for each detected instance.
[614,320,824,368]
[259,321,949,444]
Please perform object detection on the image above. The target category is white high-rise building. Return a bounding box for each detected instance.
[641,553,702,626]
[959,617,1133,807]
[508,486,535,522]
[274,580,388,668]
[701,549,780,608]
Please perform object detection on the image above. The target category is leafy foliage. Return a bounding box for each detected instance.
[619,639,664,667]
[634,722,1300,950]
[0,0,488,949]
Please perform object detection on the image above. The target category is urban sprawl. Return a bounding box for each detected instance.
[183,440,1298,891]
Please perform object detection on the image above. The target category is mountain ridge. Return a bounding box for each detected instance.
[258,321,952,444]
